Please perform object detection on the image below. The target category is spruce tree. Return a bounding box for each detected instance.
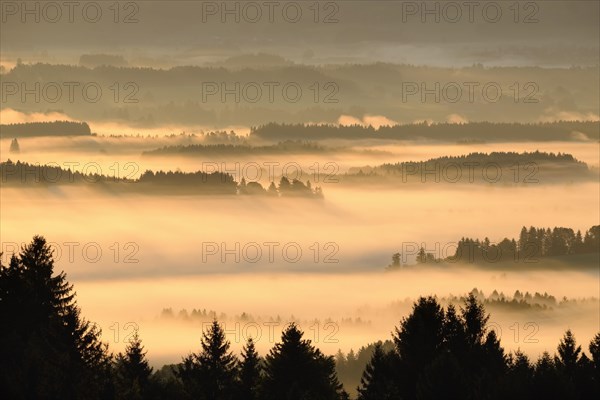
[0,236,112,400]
[177,320,237,400]
[262,323,346,400]
[238,337,262,400]
[356,342,399,400]
[114,332,153,400]
[393,296,445,399]
[556,330,582,375]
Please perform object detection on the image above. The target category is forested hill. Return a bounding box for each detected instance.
[250,121,600,142]
[0,160,323,198]
[142,140,330,156]
[343,152,595,185]
[387,225,600,270]
[0,121,92,138]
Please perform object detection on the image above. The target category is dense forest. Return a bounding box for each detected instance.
[388,225,600,269]
[157,288,599,397]
[142,141,331,156]
[250,121,600,142]
[0,121,92,138]
[345,151,594,185]
[0,160,323,198]
[1,237,599,399]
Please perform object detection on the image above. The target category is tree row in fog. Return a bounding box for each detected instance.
[0,160,323,198]
[0,121,91,138]
[251,121,600,142]
[2,237,599,399]
[2,120,598,142]
[388,225,600,269]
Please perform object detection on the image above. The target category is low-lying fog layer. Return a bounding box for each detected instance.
[72,271,599,367]
[1,138,599,180]
[1,182,598,276]
[1,139,598,367]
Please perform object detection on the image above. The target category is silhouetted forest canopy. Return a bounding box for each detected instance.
[2,237,600,399]
[250,121,600,142]
[344,151,594,185]
[0,160,323,197]
[0,121,92,138]
[387,225,600,270]
[142,141,332,156]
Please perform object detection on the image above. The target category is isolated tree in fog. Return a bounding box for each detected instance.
[278,176,291,193]
[114,332,153,400]
[262,323,347,400]
[267,181,278,196]
[9,138,20,153]
[237,337,262,400]
[0,236,112,399]
[178,320,237,400]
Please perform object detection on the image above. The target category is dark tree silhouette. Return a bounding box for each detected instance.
[533,352,566,399]
[0,236,112,400]
[356,342,399,400]
[556,330,582,374]
[237,337,262,400]
[177,320,237,400]
[393,296,445,399]
[262,323,347,400]
[114,332,153,400]
[501,351,534,400]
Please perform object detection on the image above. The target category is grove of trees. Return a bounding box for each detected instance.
[0,161,323,198]
[388,224,600,269]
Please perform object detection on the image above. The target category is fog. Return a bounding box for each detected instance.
[2,136,598,366]
[71,270,599,367]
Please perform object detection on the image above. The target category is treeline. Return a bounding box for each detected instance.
[452,225,600,263]
[160,308,369,328]
[392,288,589,313]
[377,151,588,174]
[347,151,593,185]
[250,121,600,142]
[388,225,600,269]
[2,237,600,400]
[143,141,329,156]
[0,160,323,198]
[0,121,91,138]
[0,237,345,400]
[339,297,600,400]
